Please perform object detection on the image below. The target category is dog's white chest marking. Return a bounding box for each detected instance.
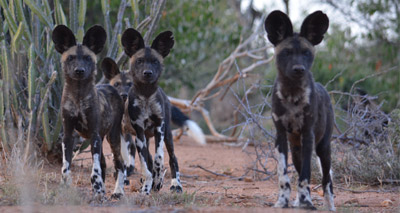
[132,94,162,128]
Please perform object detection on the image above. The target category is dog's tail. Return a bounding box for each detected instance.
[171,106,206,145]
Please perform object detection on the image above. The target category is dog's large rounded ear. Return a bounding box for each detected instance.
[264,10,293,46]
[300,11,329,45]
[101,57,120,80]
[82,25,107,54]
[121,28,145,57]
[52,25,77,54]
[151,31,174,58]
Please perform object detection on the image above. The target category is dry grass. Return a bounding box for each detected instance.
[332,109,400,185]
[0,145,204,208]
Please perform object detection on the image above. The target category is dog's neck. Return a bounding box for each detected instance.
[275,73,314,105]
[132,81,159,98]
[64,75,96,99]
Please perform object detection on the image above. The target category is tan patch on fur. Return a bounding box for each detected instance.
[109,70,133,87]
[151,49,164,62]
[274,36,315,56]
[61,45,97,63]
[129,48,164,66]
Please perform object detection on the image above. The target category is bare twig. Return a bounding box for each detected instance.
[193,164,236,178]
[335,186,396,193]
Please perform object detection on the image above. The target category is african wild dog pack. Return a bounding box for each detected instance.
[52,9,335,210]
[264,11,335,210]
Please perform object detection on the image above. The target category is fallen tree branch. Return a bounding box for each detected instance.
[335,186,396,193]
[193,164,236,178]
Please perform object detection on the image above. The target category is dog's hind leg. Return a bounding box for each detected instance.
[107,136,125,199]
[316,133,335,211]
[108,129,126,199]
[152,121,166,192]
[164,126,182,193]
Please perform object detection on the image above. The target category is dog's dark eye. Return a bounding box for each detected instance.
[83,55,92,61]
[114,82,120,87]
[302,50,311,57]
[127,82,133,87]
[152,59,159,65]
[67,55,75,62]
[136,59,144,65]
[281,49,291,56]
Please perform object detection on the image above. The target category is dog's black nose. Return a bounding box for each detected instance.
[75,68,85,75]
[143,70,153,77]
[293,65,305,73]
[121,93,128,101]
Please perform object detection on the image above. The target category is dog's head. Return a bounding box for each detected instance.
[121,29,174,85]
[101,57,133,102]
[52,25,106,81]
[264,11,329,80]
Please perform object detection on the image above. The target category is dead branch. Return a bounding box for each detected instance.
[192,164,239,179]
[205,135,247,143]
[332,134,369,146]
[165,18,272,141]
[167,36,272,141]
[335,186,395,193]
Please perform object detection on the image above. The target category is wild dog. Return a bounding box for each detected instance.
[120,28,182,195]
[264,11,335,210]
[52,25,125,199]
[101,57,206,178]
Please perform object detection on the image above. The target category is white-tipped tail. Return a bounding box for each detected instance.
[185,120,206,145]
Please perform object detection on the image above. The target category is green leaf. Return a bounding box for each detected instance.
[27,44,36,110]
[0,0,18,34]
[78,0,87,27]
[11,22,24,53]
[24,0,53,28]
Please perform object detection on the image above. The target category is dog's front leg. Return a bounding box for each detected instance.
[90,133,106,200]
[295,129,316,210]
[152,121,166,192]
[273,119,291,208]
[61,117,75,186]
[132,124,153,195]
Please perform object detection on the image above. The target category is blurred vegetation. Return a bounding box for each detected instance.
[157,0,241,97]
[314,0,399,112]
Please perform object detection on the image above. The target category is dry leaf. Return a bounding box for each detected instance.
[344,198,359,205]
[381,199,393,207]
[223,168,233,175]
[244,177,253,182]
